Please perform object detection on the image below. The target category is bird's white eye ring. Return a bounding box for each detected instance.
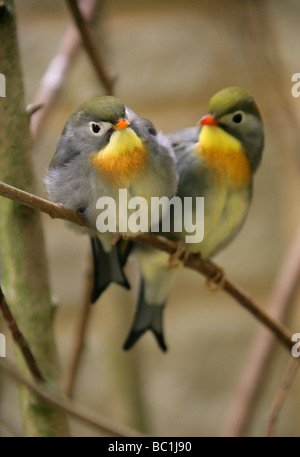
[89,122,101,134]
[232,112,243,124]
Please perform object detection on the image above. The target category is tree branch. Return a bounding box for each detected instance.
[66,0,115,95]
[221,220,300,437]
[63,253,94,396]
[0,180,90,228]
[267,358,299,437]
[30,0,99,140]
[0,358,144,437]
[0,287,45,383]
[0,179,296,355]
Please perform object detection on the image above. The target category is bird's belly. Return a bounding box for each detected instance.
[87,178,157,239]
[186,186,250,258]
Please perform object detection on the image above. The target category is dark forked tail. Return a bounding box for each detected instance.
[90,237,131,304]
[123,276,167,352]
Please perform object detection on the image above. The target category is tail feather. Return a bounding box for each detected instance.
[90,237,131,304]
[123,277,167,352]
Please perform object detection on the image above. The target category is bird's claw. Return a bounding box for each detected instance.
[169,240,189,268]
[111,235,121,246]
[206,265,226,292]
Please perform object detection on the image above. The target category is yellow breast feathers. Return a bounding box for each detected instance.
[197,125,251,187]
[93,128,148,186]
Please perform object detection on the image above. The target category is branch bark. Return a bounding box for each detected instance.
[221,221,300,437]
[66,0,115,95]
[30,0,99,140]
[0,287,45,383]
[267,358,299,437]
[0,358,144,437]
[0,179,296,355]
[0,1,69,436]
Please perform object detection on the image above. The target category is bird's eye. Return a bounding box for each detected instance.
[90,122,101,134]
[232,112,243,124]
[148,126,157,136]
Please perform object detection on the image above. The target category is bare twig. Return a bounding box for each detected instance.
[66,0,115,95]
[26,103,43,118]
[0,180,90,228]
[0,287,45,383]
[0,358,144,437]
[30,0,98,140]
[0,179,296,354]
[0,418,21,437]
[63,252,94,396]
[267,358,299,437]
[221,221,300,437]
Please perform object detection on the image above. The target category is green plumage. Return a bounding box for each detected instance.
[209,87,262,120]
[72,96,126,126]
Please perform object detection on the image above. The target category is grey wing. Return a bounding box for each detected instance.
[167,127,199,151]
[48,133,80,170]
[167,126,209,199]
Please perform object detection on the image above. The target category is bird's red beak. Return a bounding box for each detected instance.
[197,114,218,127]
[114,118,130,130]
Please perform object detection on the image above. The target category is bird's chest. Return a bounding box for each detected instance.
[92,129,149,187]
[184,156,251,258]
[198,184,251,258]
[197,125,251,188]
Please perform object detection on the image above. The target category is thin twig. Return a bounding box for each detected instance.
[66,0,115,95]
[0,180,90,228]
[63,252,94,396]
[52,0,115,397]
[30,0,98,140]
[221,221,300,437]
[267,358,299,437]
[0,287,45,383]
[0,418,21,437]
[0,179,296,354]
[0,358,144,437]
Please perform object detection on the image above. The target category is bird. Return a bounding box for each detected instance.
[45,96,178,304]
[123,87,264,351]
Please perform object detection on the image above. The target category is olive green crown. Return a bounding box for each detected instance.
[209,87,262,120]
[71,96,126,125]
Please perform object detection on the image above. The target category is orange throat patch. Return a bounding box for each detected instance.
[92,129,149,186]
[197,125,251,188]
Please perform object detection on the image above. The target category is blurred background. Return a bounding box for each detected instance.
[1,0,300,437]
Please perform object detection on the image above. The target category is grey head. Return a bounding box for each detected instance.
[206,87,264,173]
[50,96,162,169]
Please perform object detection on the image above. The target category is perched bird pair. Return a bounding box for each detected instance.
[46,96,178,302]
[46,87,264,352]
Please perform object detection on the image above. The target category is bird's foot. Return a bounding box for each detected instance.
[111,235,121,246]
[206,265,226,292]
[168,240,189,268]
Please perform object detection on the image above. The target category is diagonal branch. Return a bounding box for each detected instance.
[0,287,45,382]
[0,358,144,437]
[66,0,115,95]
[30,0,99,140]
[0,180,90,228]
[221,221,300,437]
[267,358,299,437]
[0,179,296,355]
[63,252,94,396]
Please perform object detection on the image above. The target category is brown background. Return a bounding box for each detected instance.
[0,0,300,437]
